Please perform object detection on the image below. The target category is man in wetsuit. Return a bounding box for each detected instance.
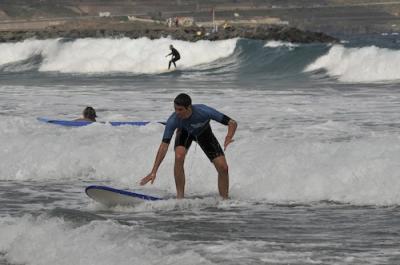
[140,93,237,199]
[166,44,181,70]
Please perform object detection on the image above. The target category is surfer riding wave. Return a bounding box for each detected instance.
[166,45,181,70]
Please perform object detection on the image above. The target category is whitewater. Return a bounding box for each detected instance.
[1,36,400,265]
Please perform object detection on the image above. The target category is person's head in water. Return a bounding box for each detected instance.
[83,106,97,122]
[170,44,174,50]
[174,93,192,119]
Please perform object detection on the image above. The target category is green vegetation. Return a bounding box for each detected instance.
[2,2,79,19]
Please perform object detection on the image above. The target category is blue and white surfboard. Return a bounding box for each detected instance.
[38,117,164,127]
[85,185,162,207]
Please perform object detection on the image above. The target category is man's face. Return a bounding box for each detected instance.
[174,104,191,119]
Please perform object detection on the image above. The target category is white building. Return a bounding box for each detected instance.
[99,12,111,17]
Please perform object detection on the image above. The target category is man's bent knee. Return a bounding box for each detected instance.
[175,146,186,163]
[213,156,228,174]
[218,164,229,175]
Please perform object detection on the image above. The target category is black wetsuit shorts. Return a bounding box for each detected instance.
[174,125,224,161]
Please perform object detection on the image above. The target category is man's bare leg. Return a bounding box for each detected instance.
[174,146,187,199]
[213,156,229,199]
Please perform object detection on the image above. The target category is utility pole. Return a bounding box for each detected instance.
[212,7,215,26]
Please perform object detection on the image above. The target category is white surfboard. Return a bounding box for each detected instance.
[85,185,162,207]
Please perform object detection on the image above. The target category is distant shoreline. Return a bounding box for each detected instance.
[0,18,339,43]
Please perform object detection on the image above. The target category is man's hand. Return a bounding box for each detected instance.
[140,172,156,185]
[224,120,237,151]
[224,136,234,151]
[141,142,169,186]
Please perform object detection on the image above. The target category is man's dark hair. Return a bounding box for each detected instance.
[174,93,192,108]
[83,106,97,120]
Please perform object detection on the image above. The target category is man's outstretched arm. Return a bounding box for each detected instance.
[140,142,169,185]
[224,119,237,150]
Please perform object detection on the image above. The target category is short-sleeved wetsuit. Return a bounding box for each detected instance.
[168,48,181,69]
[170,48,180,60]
[162,104,231,161]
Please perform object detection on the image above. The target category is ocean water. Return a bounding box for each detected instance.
[1,36,400,264]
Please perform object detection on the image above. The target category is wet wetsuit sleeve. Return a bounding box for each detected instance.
[162,115,177,143]
[202,105,231,126]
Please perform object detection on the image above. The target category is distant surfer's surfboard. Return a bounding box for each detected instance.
[163,68,181,75]
[37,117,165,127]
[85,185,163,207]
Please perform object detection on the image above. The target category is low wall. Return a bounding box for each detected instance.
[0,19,65,31]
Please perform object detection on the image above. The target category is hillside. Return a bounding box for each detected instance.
[0,0,399,34]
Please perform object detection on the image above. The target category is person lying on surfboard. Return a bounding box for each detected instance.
[75,106,97,122]
[166,44,180,70]
[140,93,237,199]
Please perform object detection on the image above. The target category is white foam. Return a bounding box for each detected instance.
[39,37,237,73]
[0,39,59,66]
[0,215,213,265]
[2,116,400,206]
[2,86,400,206]
[0,38,237,74]
[230,136,400,205]
[264,40,298,49]
[305,44,400,83]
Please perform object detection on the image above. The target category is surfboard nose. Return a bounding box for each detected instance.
[85,185,162,207]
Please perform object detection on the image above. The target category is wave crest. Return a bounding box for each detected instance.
[305,45,400,83]
[0,38,238,74]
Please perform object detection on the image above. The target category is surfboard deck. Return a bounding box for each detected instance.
[85,185,162,207]
[38,117,165,127]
